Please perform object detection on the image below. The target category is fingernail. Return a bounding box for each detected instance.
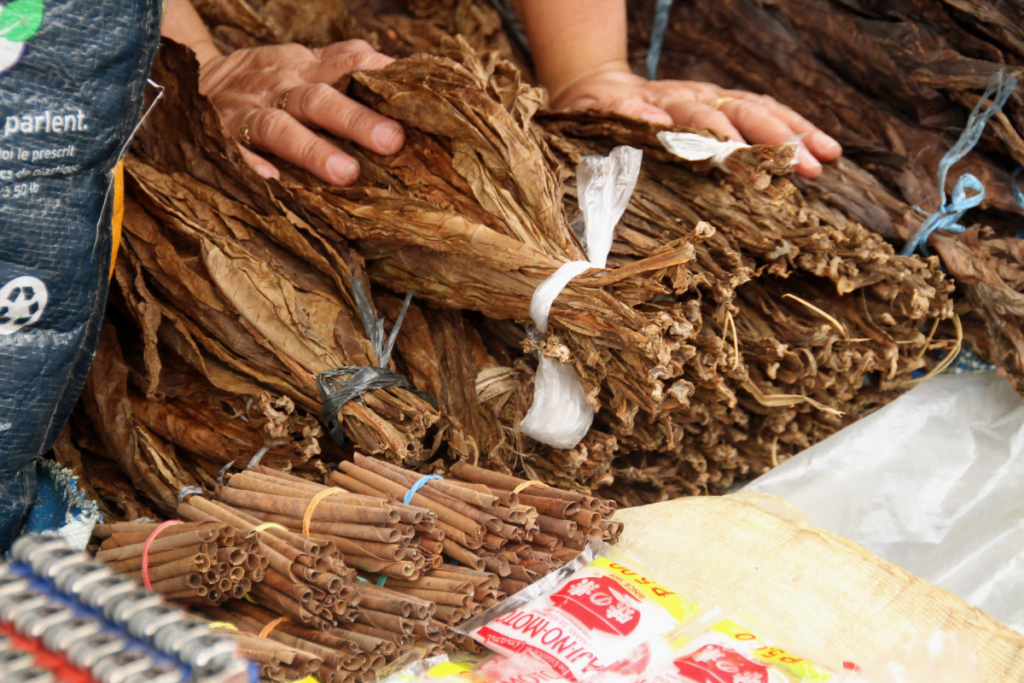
[255,164,277,179]
[800,145,822,170]
[812,130,841,152]
[372,122,402,152]
[326,155,359,185]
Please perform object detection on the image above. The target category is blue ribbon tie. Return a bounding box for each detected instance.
[403,474,443,506]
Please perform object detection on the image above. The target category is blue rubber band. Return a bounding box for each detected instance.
[647,0,674,80]
[450,560,460,567]
[247,446,270,470]
[356,576,370,583]
[377,575,387,587]
[902,71,1017,256]
[403,474,443,506]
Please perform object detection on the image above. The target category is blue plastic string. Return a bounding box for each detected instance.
[902,71,1017,256]
[247,446,270,470]
[403,475,443,506]
[647,0,674,80]
[1013,167,1024,239]
[177,486,204,506]
[217,460,236,487]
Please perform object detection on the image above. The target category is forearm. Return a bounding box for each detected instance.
[512,0,629,99]
[161,0,222,66]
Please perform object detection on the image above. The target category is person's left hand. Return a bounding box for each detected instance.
[552,69,841,179]
[198,39,405,186]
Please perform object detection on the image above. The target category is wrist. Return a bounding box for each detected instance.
[547,60,634,103]
[190,38,223,68]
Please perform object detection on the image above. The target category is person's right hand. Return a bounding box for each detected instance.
[198,39,404,186]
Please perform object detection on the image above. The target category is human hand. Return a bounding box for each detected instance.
[552,68,841,179]
[198,40,405,186]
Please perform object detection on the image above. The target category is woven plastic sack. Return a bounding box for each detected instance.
[745,373,1024,635]
[0,0,162,550]
[612,494,1024,682]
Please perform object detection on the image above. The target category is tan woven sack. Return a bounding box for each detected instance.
[615,492,1024,681]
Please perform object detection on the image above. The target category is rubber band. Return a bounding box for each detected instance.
[253,522,288,535]
[142,520,183,591]
[243,593,257,604]
[208,622,239,631]
[302,488,344,536]
[376,575,387,587]
[259,616,288,639]
[356,576,370,583]
[403,475,443,506]
[512,480,549,495]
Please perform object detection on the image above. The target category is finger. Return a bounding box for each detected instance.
[283,82,404,155]
[734,92,842,162]
[559,93,673,126]
[245,108,360,186]
[315,39,379,59]
[238,145,280,181]
[718,99,822,178]
[306,50,395,84]
[662,100,744,143]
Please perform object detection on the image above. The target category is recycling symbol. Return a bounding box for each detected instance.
[0,0,44,75]
[0,276,47,335]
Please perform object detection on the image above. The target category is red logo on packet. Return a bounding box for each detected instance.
[673,645,771,683]
[549,576,642,636]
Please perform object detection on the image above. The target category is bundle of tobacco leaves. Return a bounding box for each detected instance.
[64,0,963,512]
[628,0,1024,393]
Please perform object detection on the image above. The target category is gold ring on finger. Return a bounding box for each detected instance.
[275,90,291,111]
[712,97,735,110]
[238,117,253,147]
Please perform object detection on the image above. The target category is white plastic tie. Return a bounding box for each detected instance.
[519,146,642,449]
[658,131,749,171]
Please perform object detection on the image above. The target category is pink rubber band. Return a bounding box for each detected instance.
[141,520,183,591]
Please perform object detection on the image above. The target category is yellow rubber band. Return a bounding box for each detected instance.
[208,622,239,631]
[253,522,288,534]
[513,481,549,494]
[243,593,257,604]
[302,488,344,536]
[259,616,289,639]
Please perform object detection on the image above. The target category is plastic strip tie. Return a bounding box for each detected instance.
[657,131,750,171]
[1013,167,1024,239]
[403,475,443,506]
[302,488,344,536]
[177,486,203,506]
[512,481,549,495]
[253,522,287,535]
[902,71,1017,256]
[247,446,270,470]
[142,520,183,591]
[647,0,674,80]
[519,146,642,449]
[259,616,289,639]
[317,278,436,447]
[216,460,235,487]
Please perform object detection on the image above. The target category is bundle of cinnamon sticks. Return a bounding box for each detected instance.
[87,459,621,673]
[94,520,266,604]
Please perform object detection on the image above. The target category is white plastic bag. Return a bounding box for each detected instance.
[519,146,642,449]
[744,373,1024,634]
